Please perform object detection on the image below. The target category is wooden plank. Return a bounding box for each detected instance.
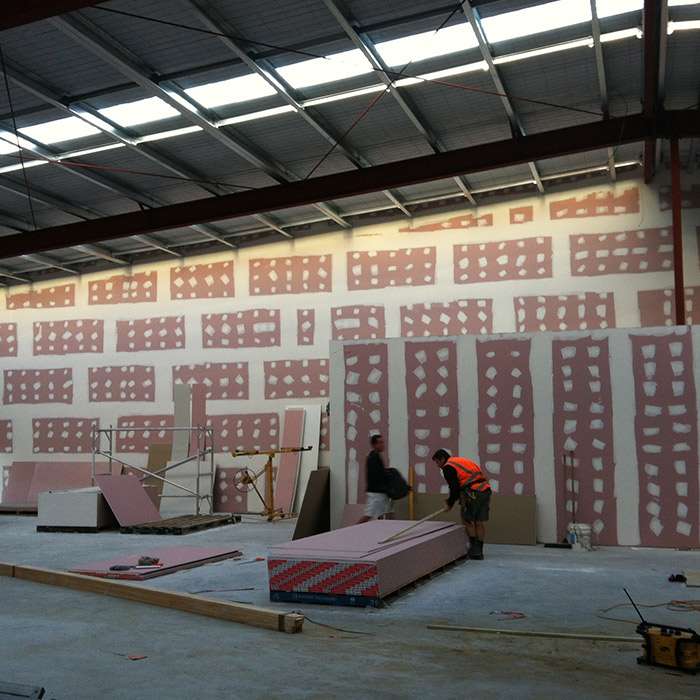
[0,562,304,633]
[275,408,305,514]
[292,468,330,540]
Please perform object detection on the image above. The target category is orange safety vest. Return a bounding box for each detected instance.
[445,457,491,492]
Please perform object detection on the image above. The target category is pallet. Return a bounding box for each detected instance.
[120,513,239,535]
[36,525,110,533]
[0,504,37,516]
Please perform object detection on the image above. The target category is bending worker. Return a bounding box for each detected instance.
[432,448,492,560]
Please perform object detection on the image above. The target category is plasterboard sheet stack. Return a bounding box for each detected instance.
[37,487,115,529]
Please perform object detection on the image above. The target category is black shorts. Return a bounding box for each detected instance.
[459,489,491,523]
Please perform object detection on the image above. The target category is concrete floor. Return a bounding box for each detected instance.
[1,516,699,699]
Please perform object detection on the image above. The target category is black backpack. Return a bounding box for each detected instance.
[385,468,411,500]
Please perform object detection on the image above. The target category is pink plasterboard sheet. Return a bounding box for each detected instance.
[2,462,36,504]
[27,462,99,504]
[95,474,162,527]
[268,520,461,562]
[189,384,207,457]
[340,503,366,528]
[69,546,242,580]
[275,408,305,513]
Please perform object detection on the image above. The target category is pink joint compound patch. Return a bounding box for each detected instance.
[202,309,280,348]
[0,322,18,356]
[570,228,673,276]
[3,368,73,404]
[249,255,331,295]
[399,213,492,232]
[509,206,534,224]
[631,331,698,547]
[206,414,279,453]
[476,338,535,496]
[170,260,234,299]
[6,284,75,310]
[264,359,329,399]
[343,343,389,504]
[659,184,700,211]
[116,415,174,453]
[0,420,12,453]
[347,247,436,290]
[33,319,104,355]
[514,293,616,332]
[320,411,330,452]
[331,305,385,341]
[88,272,157,304]
[173,362,249,400]
[297,309,315,346]
[552,337,617,545]
[116,316,185,352]
[401,299,492,337]
[89,366,155,402]
[33,418,98,454]
[549,187,639,219]
[454,237,552,283]
[638,287,700,327]
[405,341,459,495]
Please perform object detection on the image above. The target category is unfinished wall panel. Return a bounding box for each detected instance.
[549,186,639,219]
[631,331,699,548]
[570,229,673,276]
[401,299,492,337]
[552,337,617,544]
[399,213,492,232]
[88,365,155,402]
[659,184,700,211]
[170,261,234,299]
[0,322,17,356]
[347,247,436,290]
[331,305,386,341]
[206,413,279,453]
[638,287,700,327]
[0,420,12,453]
[514,293,616,332]
[320,411,330,451]
[88,272,157,304]
[476,338,535,495]
[116,316,185,352]
[405,341,459,494]
[3,368,73,404]
[213,466,247,512]
[202,309,280,348]
[33,319,104,355]
[249,255,331,295]
[172,362,249,400]
[264,359,329,399]
[510,206,534,224]
[453,237,552,283]
[297,309,315,346]
[33,418,98,454]
[343,343,389,503]
[6,284,74,310]
[116,415,174,453]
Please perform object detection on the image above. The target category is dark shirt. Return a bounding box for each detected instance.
[442,465,462,507]
[366,450,388,493]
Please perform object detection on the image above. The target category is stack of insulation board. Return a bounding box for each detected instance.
[268,520,468,607]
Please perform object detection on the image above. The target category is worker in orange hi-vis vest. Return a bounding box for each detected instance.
[432,449,492,560]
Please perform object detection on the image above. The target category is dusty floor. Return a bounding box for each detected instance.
[1,515,699,699]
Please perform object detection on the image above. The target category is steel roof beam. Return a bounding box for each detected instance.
[323,0,477,206]
[0,266,30,283]
[642,0,665,183]
[74,243,126,265]
[23,253,78,275]
[52,13,350,229]
[460,1,544,193]
[186,0,410,217]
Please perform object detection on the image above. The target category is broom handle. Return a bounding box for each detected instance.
[378,507,446,544]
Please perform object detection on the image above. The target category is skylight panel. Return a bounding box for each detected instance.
[375,23,478,67]
[277,49,373,89]
[19,116,100,145]
[185,73,276,108]
[482,0,591,43]
[0,139,19,155]
[99,96,179,128]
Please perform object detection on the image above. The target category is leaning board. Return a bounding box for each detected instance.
[268,519,467,606]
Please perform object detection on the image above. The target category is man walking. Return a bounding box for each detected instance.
[432,448,492,560]
[357,434,391,523]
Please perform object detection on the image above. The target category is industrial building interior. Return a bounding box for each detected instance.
[1,0,700,698]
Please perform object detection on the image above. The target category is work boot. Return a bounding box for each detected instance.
[468,539,484,560]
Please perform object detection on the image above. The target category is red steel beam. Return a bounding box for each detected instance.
[670,138,685,326]
[0,110,698,260]
[0,1,104,30]
[642,0,663,183]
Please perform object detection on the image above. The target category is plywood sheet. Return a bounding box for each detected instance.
[2,462,36,504]
[134,443,172,507]
[69,546,242,580]
[95,474,161,527]
[293,469,330,540]
[172,383,191,460]
[275,408,305,514]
